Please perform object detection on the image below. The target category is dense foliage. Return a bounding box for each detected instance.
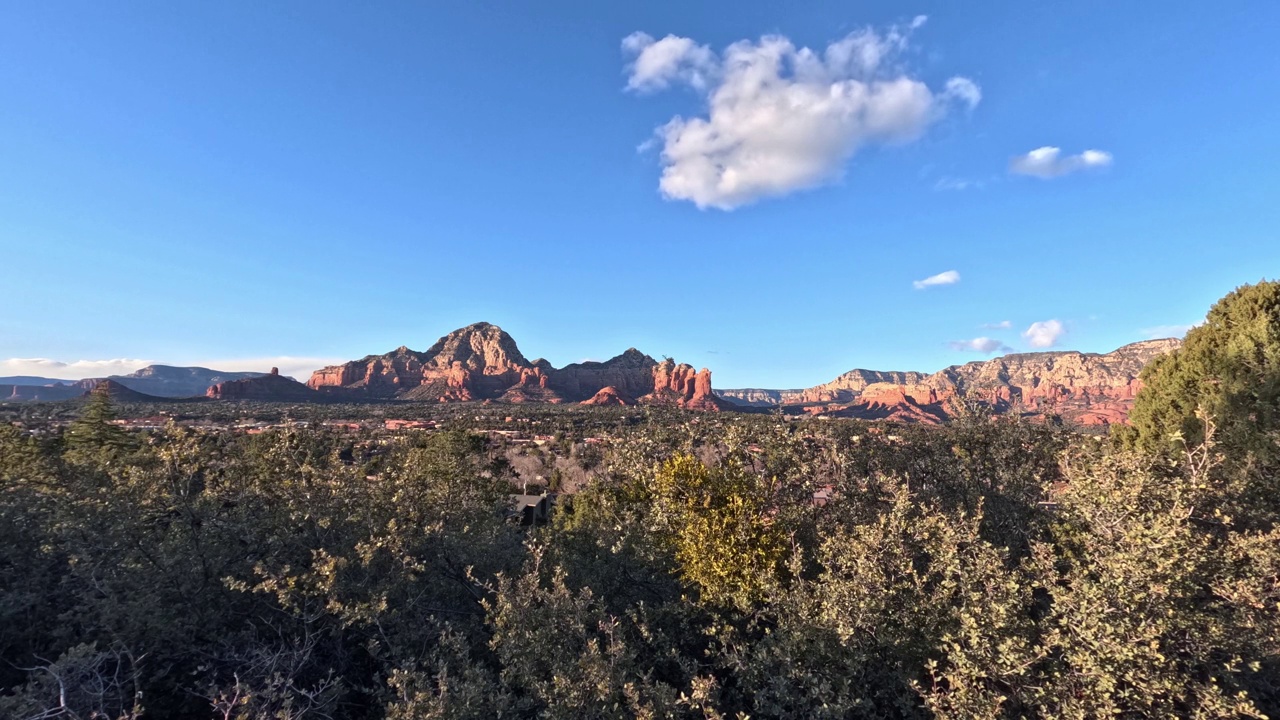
[2,284,1278,718]
[3,406,1277,719]
[1129,280,1280,463]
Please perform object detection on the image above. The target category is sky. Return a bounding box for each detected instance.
[2,1,1277,388]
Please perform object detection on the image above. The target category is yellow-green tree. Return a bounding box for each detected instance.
[645,453,786,608]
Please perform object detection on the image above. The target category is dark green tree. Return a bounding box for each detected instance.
[1129,280,1280,464]
[63,384,132,457]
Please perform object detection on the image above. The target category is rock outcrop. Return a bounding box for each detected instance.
[642,359,727,410]
[718,339,1180,425]
[207,368,319,401]
[306,323,724,410]
[580,386,636,406]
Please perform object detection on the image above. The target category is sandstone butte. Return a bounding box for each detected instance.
[206,367,319,401]
[304,322,729,410]
[715,338,1182,426]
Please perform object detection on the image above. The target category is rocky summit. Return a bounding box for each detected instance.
[306,322,728,410]
[717,338,1181,425]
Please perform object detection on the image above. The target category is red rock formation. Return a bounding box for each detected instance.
[719,339,1179,425]
[549,348,657,400]
[580,386,636,406]
[306,324,725,410]
[207,373,319,401]
[308,324,531,401]
[642,360,728,410]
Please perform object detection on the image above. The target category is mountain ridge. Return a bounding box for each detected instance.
[717,338,1181,424]
[306,323,727,410]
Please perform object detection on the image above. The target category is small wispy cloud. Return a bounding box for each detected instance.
[1139,324,1197,340]
[913,270,960,290]
[1010,147,1113,179]
[1023,319,1066,348]
[948,337,1012,354]
[934,176,983,191]
[980,320,1012,330]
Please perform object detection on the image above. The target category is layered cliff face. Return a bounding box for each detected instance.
[207,368,319,401]
[792,369,929,404]
[716,369,927,407]
[916,339,1180,421]
[305,323,724,410]
[718,339,1180,424]
[713,388,803,407]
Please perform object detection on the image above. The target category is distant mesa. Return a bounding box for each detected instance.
[1,382,85,402]
[716,338,1181,425]
[1,365,271,403]
[108,365,267,397]
[306,322,729,410]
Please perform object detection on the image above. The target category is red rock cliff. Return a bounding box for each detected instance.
[306,324,725,410]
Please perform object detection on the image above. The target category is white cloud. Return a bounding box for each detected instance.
[623,22,980,209]
[943,77,982,109]
[913,269,960,289]
[0,358,153,380]
[1010,146,1113,179]
[1139,324,1197,339]
[981,320,1012,330]
[0,356,341,382]
[621,32,718,92]
[948,337,1011,354]
[1023,320,1066,348]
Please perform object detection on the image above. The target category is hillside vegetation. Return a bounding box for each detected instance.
[2,282,1278,719]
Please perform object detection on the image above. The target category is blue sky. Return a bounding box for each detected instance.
[1,1,1277,388]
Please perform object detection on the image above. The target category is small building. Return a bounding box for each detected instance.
[508,494,555,526]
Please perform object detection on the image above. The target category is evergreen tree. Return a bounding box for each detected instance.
[1129,280,1280,464]
[63,384,131,457]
